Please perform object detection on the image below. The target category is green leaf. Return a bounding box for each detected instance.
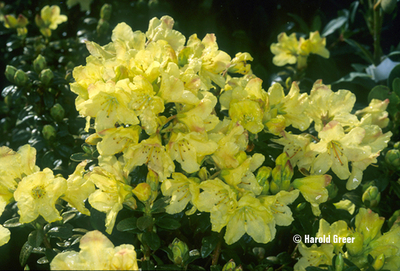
[388,64,400,91]
[70,152,92,162]
[322,16,347,37]
[155,216,181,230]
[368,85,390,102]
[200,234,218,258]
[210,265,222,271]
[142,231,161,251]
[47,224,73,239]
[3,217,23,227]
[151,197,168,213]
[116,217,138,232]
[393,77,400,97]
[344,39,374,64]
[137,215,153,231]
[19,241,33,267]
[28,230,44,248]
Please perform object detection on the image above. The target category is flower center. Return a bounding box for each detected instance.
[32,185,46,199]
[327,140,344,165]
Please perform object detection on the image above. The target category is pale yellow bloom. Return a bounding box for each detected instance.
[39,5,67,30]
[0,224,10,247]
[14,168,67,223]
[50,230,139,270]
[294,243,334,271]
[270,33,299,66]
[259,190,299,226]
[316,219,350,253]
[224,194,275,245]
[62,160,95,216]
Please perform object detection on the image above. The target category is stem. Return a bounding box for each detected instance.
[373,0,383,65]
[211,231,223,266]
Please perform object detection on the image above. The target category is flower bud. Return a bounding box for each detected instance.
[4,14,18,28]
[198,167,210,181]
[222,259,243,271]
[346,232,364,255]
[39,68,54,86]
[381,0,397,13]
[372,253,385,270]
[96,18,110,36]
[50,103,65,122]
[14,69,29,86]
[42,124,56,141]
[17,14,29,27]
[5,65,17,83]
[326,181,338,199]
[132,183,152,202]
[168,238,189,266]
[385,149,400,170]
[100,4,112,20]
[334,253,344,271]
[270,152,292,194]
[394,142,400,149]
[362,186,380,208]
[33,54,47,73]
[256,166,271,195]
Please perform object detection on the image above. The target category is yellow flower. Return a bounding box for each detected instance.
[161,173,200,214]
[167,131,218,173]
[124,134,175,181]
[14,168,67,223]
[259,190,299,226]
[116,76,164,135]
[146,15,186,52]
[0,144,39,212]
[310,121,372,185]
[0,224,10,247]
[224,194,275,245]
[35,5,67,37]
[291,175,331,216]
[220,153,265,195]
[229,100,264,134]
[78,80,139,132]
[306,80,358,132]
[50,230,139,270]
[356,98,390,128]
[299,31,329,58]
[87,156,134,234]
[209,121,248,169]
[62,160,95,216]
[95,125,141,156]
[270,32,299,66]
[294,243,334,271]
[316,219,350,253]
[265,82,311,131]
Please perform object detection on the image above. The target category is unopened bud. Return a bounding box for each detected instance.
[132,183,152,202]
[168,238,189,266]
[42,124,56,141]
[33,54,47,73]
[334,253,344,271]
[100,4,112,20]
[50,103,65,122]
[362,186,380,208]
[35,14,45,28]
[381,0,397,13]
[96,18,110,36]
[326,182,338,199]
[4,15,18,28]
[17,14,29,27]
[256,166,271,195]
[270,152,293,194]
[385,149,400,170]
[39,68,54,86]
[5,65,17,83]
[372,253,385,270]
[14,69,29,86]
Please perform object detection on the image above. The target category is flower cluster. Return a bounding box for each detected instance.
[294,208,400,270]
[0,16,391,254]
[66,15,391,247]
[270,31,329,69]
